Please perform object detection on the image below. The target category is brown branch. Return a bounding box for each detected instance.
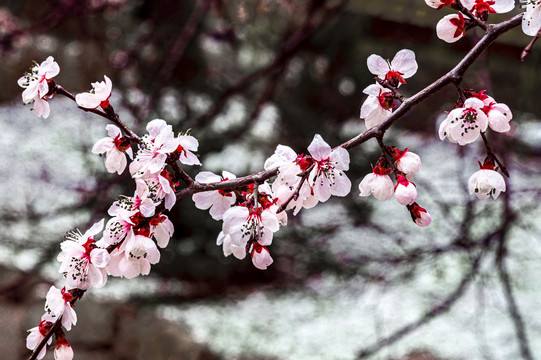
[340,14,522,152]
[521,29,541,62]
[54,85,141,142]
[170,161,194,187]
[375,77,405,102]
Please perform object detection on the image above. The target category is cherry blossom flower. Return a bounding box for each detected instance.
[394,175,417,205]
[92,124,133,174]
[471,0,515,18]
[26,320,53,360]
[75,75,113,110]
[367,49,418,87]
[130,119,180,177]
[439,97,488,145]
[107,232,160,279]
[174,134,202,166]
[265,145,317,214]
[217,231,246,259]
[391,148,422,176]
[436,13,470,43]
[41,286,77,331]
[223,205,279,247]
[468,157,506,199]
[54,332,74,360]
[150,214,174,248]
[360,83,395,129]
[103,207,135,246]
[192,171,237,220]
[425,0,459,9]
[57,219,110,289]
[481,96,512,133]
[17,56,60,119]
[251,244,273,270]
[32,95,52,119]
[522,0,541,36]
[408,203,432,227]
[306,134,351,203]
[359,162,394,201]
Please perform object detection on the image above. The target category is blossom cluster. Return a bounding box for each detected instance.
[426,0,539,41]
[21,18,520,355]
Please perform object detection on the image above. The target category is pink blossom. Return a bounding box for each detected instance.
[367,49,418,87]
[17,56,59,118]
[92,124,133,174]
[480,96,512,133]
[54,334,74,360]
[523,1,541,36]
[358,163,394,201]
[307,134,351,203]
[436,13,470,43]
[75,75,113,109]
[425,0,458,9]
[192,171,237,220]
[107,231,160,279]
[360,83,395,129]
[130,119,180,177]
[150,214,174,248]
[26,320,53,360]
[41,286,77,331]
[393,148,422,176]
[175,134,202,166]
[468,157,506,200]
[394,176,417,205]
[408,203,432,227]
[251,244,273,270]
[57,219,110,289]
[439,97,488,145]
[265,145,316,214]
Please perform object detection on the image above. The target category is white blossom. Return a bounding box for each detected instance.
[436,13,469,43]
[251,244,273,270]
[360,83,394,129]
[41,286,77,331]
[522,0,541,36]
[394,176,417,205]
[192,171,237,220]
[75,75,112,109]
[17,56,59,118]
[57,219,110,289]
[468,168,506,199]
[439,97,488,145]
[307,134,351,203]
[367,49,418,87]
[358,163,394,201]
[92,124,133,174]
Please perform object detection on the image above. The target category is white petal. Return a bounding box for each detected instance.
[366,54,389,77]
[390,49,418,78]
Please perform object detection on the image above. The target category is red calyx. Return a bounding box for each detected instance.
[450,12,468,38]
[478,155,496,170]
[385,70,406,88]
[114,135,131,152]
[295,154,314,171]
[377,89,396,110]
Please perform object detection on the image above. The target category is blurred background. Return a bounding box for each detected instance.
[1,0,541,359]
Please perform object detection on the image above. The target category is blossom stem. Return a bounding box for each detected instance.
[375,77,404,102]
[454,2,488,31]
[170,161,194,187]
[54,84,140,143]
[480,132,510,177]
[276,163,315,213]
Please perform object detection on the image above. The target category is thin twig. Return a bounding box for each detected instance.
[480,132,510,177]
[521,29,541,62]
[276,163,314,213]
